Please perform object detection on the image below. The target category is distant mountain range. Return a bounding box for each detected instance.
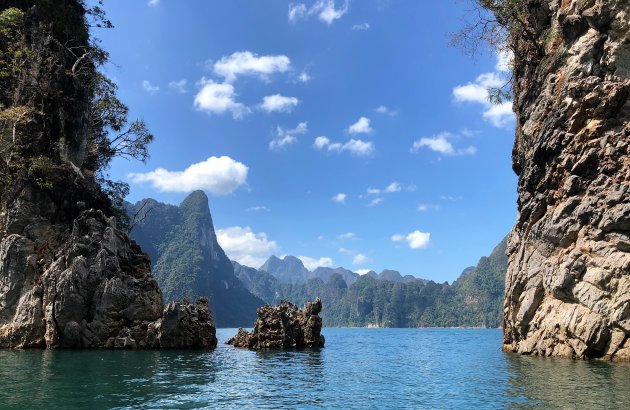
[128,191,507,328]
[235,239,507,328]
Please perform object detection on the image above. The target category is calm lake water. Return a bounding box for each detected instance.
[0,328,629,409]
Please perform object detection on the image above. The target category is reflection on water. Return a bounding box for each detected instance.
[0,328,629,409]
[505,353,630,408]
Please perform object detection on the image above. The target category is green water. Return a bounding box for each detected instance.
[0,328,629,409]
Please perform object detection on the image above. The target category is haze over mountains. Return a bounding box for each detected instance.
[129,191,507,328]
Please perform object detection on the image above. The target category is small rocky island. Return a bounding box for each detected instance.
[227,298,325,349]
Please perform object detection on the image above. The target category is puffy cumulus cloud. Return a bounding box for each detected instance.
[260,94,299,113]
[356,269,373,275]
[348,116,373,134]
[483,102,514,128]
[128,156,248,195]
[216,226,278,268]
[289,0,349,25]
[193,78,250,119]
[352,22,370,30]
[452,53,515,128]
[213,51,291,83]
[168,79,188,94]
[391,230,431,250]
[410,132,476,156]
[269,121,308,150]
[142,80,159,95]
[314,136,374,156]
[298,255,334,271]
[352,253,369,265]
[332,193,347,204]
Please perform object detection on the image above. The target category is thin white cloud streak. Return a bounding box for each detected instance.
[269,121,308,150]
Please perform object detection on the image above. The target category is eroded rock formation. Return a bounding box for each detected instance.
[227,298,325,349]
[504,0,630,360]
[0,179,217,349]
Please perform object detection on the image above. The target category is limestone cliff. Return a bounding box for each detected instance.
[503,0,630,360]
[0,2,216,349]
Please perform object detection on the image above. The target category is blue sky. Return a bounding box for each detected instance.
[96,0,517,282]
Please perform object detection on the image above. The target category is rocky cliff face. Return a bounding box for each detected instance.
[504,0,630,360]
[0,176,217,349]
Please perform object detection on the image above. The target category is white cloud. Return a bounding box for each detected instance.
[352,253,369,265]
[298,256,334,271]
[313,136,375,156]
[452,54,515,128]
[385,182,401,193]
[147,0,159,6]
[410,132,476,156]
[260,94,299,113]
[288,3,308,23]
[483,101,514,128]
[289,0,349,25]
[368,197,383,207]
[213,51,291,83]
[348,116,373,134]
[269,121,308,150]
[338,247,353,255]
[168,79,188,94]
[338,232,355,239]
[440,195,463,201]
[356,269,372,275]
[246,206,270,212]
[311,0,349,24]
[128,156,248,195]
[367,187,380,195]
[298,71,312,83]
[352,22,370,30]
[216,226,278,268]
[496,49,513,72]
[391,230,431,249]
[193,78,250,119]
[142,80,159,95]
[406,230,431,249]
[417,203,440,212]
[317,235,325,241]
[332,193,347,204]
[375,105,397,116]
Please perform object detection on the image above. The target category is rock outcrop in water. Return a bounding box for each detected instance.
[227,298,325,349]
[503,0,630,360]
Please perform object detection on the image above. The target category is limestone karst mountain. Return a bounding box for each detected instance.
[128,191,265,327]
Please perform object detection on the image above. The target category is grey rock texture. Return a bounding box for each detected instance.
[227,298,325,349]
[0,176,216,349]
[504,0,630,360]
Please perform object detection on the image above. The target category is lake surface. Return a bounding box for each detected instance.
[0,328,629,409]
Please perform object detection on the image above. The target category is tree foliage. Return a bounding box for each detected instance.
[0,1,153,226]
